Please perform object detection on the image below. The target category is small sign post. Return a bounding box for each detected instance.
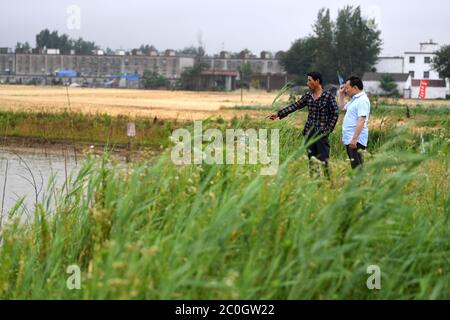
[126,122,136,162]
[127,122,136,138]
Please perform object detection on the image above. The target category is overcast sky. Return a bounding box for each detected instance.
[1,0,449,56]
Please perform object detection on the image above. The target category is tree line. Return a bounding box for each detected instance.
[280,6,382,85]
[34,29,99,55]
[280,5,450,87]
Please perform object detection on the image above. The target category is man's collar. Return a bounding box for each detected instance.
[309,89,326,96]
[351,91,365,99]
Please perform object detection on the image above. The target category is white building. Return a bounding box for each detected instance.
[372,40,448,99]
[404,41,440,80]
[404,41,448,99]
[375,57,404,74]
[46,48,60,55]
[363,72,412,97]
[409,79,448,99]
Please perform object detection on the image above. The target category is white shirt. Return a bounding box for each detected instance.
[342,91,370,147]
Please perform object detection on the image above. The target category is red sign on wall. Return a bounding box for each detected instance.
[419,80,429,99]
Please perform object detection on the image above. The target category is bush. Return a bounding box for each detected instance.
[380,74,400,97]
[142,70,168,89]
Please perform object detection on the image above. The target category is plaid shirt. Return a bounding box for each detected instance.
[277,90,339,136]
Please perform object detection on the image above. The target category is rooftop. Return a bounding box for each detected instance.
[411,79,446,88]
[363,72,410,82]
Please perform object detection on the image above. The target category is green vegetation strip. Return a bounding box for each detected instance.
[0,111,175,148]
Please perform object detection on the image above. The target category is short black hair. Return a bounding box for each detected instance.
[307,71,323,85]
[346,76,364,90]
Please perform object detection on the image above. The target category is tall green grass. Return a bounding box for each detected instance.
[0,116,448,299]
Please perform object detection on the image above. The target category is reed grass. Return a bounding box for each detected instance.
[0,108,448,299]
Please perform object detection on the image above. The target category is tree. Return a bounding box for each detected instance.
[58,34,72,54]
[142,70,168,89]
[180,61,208,90]
[74,38,98,55]
[311,8,337,85]
[49,30,59,48]
[15,42,31,53]
[282,6,382,84]
[280,37,316,84]
[177,46,205,57]
[36,29,51,48]
[237,62,253,100]
[379,74,399,96]
[433,45,450,79]
[36,29,62,49]
[335,6,382,77]
[35,29,99,54]
[238,62,253,88]
[139,44,158,55]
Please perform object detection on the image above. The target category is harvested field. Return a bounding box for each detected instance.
[0,85,282,120]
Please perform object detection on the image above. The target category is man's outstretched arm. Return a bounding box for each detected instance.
[267,94,308,120]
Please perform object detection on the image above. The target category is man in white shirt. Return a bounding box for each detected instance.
[338,76,370,169]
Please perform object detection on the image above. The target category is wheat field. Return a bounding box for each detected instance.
[1,85,448,120]
[0,85,281,120]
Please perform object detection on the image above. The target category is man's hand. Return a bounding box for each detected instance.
[338,85,347,111]
[267,113,279,121]
[350,117,366,149]
[349,138,358,149]
[339,84,346,97]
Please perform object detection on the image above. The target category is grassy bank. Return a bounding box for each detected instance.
[0,108,449,299]
[0,105,448,150]
[0,110,176,148]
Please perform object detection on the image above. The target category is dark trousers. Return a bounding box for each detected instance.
[305,131,330,178]
[345,143,366,169]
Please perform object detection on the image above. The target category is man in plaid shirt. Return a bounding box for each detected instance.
[269,72,339,177]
